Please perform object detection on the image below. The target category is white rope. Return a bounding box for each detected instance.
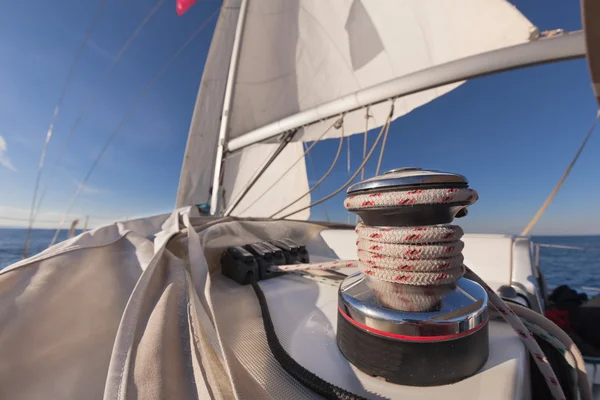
[302,142,333,222]
[48,8,220,247]
[222,139,285,212]
[279,103,395,219]
[270,134,344,218]
[347,136,351,224]
[345,187,477,209]
[234,118,340,216]
[275,185,579,400]
[272,107,378,220]
[22,0,109,258]
[361,107,371,182]
[502,301,592,399]
[346,136,351,176]
[374,110,390,176]
[357,108,371,224]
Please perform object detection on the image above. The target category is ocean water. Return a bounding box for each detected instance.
[0,229,599,290]
[0,228,83,269]
[533,235,600,291]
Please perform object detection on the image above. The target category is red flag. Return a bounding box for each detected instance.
[176,0,197,16]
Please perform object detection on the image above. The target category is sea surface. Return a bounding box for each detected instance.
[0,229,599,290]
[533,235,600,291]
[0,228,83,269]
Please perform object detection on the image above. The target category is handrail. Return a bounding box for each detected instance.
[532,241,600,275]
[535,243,600,251]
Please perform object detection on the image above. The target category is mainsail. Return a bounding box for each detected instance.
[176,0,536,215]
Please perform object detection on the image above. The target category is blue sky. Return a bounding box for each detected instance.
[0,0,598,235]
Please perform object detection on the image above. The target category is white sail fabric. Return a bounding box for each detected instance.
[0,211,345,400]
[176,1,242,208]
[176,0,535,208]
[227,0,536,142]
[221,141,311,219]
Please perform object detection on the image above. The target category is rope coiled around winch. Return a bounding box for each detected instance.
[275,186,573,400]
[354,222,465,286]
[279,187,475,288]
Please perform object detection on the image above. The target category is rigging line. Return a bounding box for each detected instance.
[48,8,220,248]
[361,107,371,182]
[520,112,600,236]
[357,107,370,224]
[31,0,168,228]
[270,130,345,219]
[22,0,109,259]
[233,119,340,217]
[374,111,391,176]
[355,109,371,224]
[347,136,351,174]
[279,104,394,220]
[347,135,351,224]
[223,137,290,216]
[303,142,332,222]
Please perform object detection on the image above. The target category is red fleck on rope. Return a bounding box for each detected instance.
[275,187,567,400]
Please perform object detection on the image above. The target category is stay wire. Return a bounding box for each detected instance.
[48,8,220,247]
[279,104,394,220]
[356,108,371,224]
[223,140,289,215]
[361,107,371,182]
[31,0,168,232]
[270,130,345,218]
[304,142,333,222]
[233,119,340,217]
[22,0,109,258]
[520,112,600,236]
[346,135,351,224]
[374,110,391,176]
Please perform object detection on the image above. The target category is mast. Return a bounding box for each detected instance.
[209,0,249,215]
[227,32,585,153]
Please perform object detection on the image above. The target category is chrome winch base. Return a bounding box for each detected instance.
[337,273,489,386]
[337,167,490,386]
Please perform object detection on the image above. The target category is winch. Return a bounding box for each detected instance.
[220,166,567,399]
[336,167,490,386]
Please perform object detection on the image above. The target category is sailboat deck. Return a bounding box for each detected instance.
[210,254,530,399]
[207,226,538,399]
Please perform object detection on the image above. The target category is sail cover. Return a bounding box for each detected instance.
[177,0,536,211]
